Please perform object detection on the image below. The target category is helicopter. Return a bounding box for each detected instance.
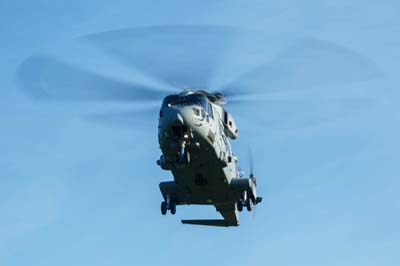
[157,89,262,226]
[16,25,265,227]
[15,25,377,227]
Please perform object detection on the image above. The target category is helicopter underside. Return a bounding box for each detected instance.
[159,123,236,205]
[158,121,261,226]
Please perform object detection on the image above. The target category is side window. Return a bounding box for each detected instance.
[223,110,228,124]
[208,103,214,119]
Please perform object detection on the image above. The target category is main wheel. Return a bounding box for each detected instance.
[170,202,176,215]
[237,200,243,212]
[161,201,167,215]
[246,198,254,212]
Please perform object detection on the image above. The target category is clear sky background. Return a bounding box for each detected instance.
[1,1,400,265]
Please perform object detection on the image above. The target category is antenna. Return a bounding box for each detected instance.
[249,147,256,186]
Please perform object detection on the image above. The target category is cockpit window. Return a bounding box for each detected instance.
[162,94,208,110]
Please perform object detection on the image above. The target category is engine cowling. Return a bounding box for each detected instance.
[223,110,238,139]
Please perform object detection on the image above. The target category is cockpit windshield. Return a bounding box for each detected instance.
[162,94,208,110]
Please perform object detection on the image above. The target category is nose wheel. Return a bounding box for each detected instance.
[181,151,190,164]
[178,141,190,164]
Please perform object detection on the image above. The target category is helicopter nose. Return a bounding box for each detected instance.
[159,106,182,133]
[175,107,193,125]
[160,106,184,126]
[159,106,199,131]
[158,105,207,146]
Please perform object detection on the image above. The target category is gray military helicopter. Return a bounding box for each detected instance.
[157,89,261,226]
[16,25,264,227]
[16,25,375,227]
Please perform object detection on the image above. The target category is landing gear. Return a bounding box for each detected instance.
[170,202,176,215]
[161,201,167,215]
[237,200,243,212]
[246,198,254,212]
[181,151,190,164]
[237,190,256,212]
[237,198,254,212]
[160,194,177,215]
[176,151,190,164]
[177,140,190,164]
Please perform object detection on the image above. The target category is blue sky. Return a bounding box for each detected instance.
[1,1,400,265]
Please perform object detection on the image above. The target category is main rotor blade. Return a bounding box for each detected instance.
[221,37,382,97]
[231,98,371,132]
[82,25,238,89]
[85,105,160,129]
[16,55,171,102]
